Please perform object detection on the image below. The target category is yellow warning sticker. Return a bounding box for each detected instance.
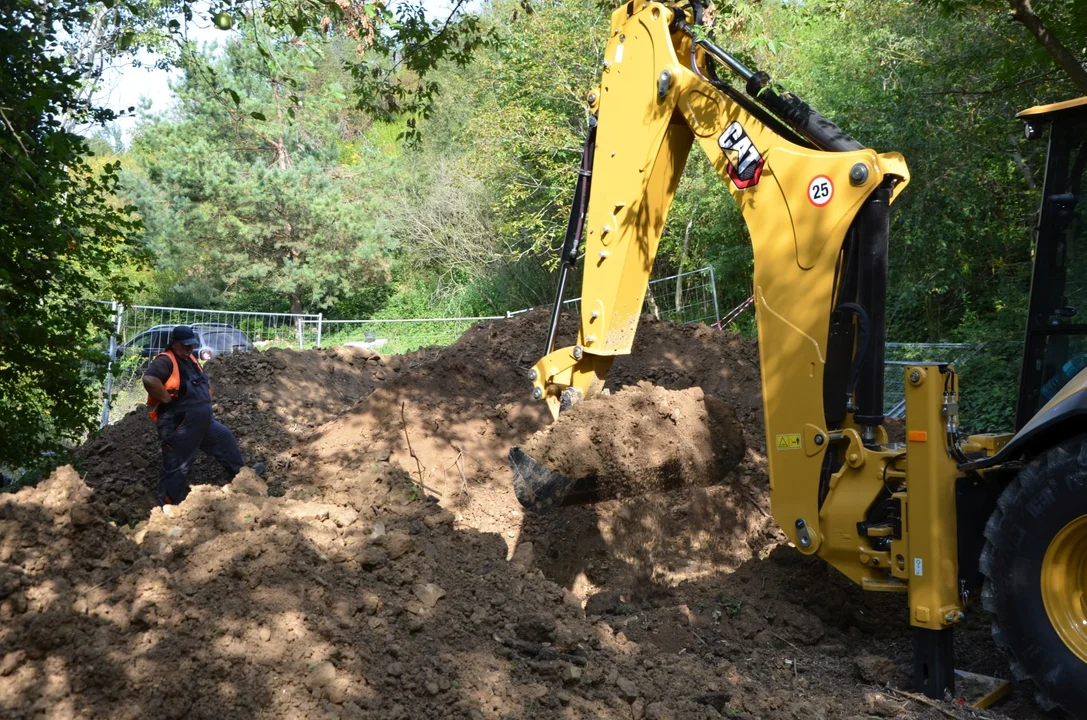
[776,433,802,450]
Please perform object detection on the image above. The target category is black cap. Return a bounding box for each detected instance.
[170,325,200,347]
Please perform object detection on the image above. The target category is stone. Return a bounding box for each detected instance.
[423,509,453,529]
[70,505,95,528]
[515,613,556,643]
[228,468,268,496]
[306,661,337,690]
[562,664,583,685]
[327,677,351,704]
[330,506,359,528]
[413,583,445,608]
[585,590,622,616]
[0,649,25,676]
[360,546,388,570]
[632,698,646,720]
[370,520,387,538]
[510,542,535,572]
[863,692,904,717]
[694,692,732,712]
[645,702,671,720]
[386,662,404,678]
[517,683,549,701]
[378,532,417,559]
[615,675,638,702]
[259,626,272,642]
[854,654,896,684]
[360,591,383,614]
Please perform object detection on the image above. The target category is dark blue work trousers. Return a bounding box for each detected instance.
[156,402,244,505]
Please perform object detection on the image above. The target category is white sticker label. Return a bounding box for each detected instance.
[614,44,624,63]
[808,175,833,206]
[914,558,923,576]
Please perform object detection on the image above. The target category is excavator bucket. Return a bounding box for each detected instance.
[510,385,746,513]
[508,447,582,512]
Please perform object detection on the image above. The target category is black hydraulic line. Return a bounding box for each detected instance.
[852,181,894,428]
[546,120,597,355]
[835,302,871,402]
[672,18,862,153]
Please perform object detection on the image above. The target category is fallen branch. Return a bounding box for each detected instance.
[448,444,470,496]
[400,401,435,498]
[496,635,588,666]
[885,687,962,720]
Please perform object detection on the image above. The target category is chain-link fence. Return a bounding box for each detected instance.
[95,272,986,428]
[95,268,721,425]
[509,266,720,326]
[306,316,506,355]
[103,305,321,423]
[883,342,982,418]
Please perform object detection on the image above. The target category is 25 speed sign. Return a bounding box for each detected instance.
[808,175,833,206]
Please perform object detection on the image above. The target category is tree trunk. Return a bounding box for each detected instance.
[290,290,303,315]
[1008,135,1035,189]
[1009,0,1087,94]
[675,200,700,314]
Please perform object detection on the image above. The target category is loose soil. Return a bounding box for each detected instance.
[0,310,1052,719]
[518,382,746,505]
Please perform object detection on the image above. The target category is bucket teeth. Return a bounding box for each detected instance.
[509,447,578,513]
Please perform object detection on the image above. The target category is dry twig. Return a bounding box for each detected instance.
[885,686,963,720]
[400,400,435,498]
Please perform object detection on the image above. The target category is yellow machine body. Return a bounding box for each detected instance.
[526,2,966,624]
[519,4,1087,708]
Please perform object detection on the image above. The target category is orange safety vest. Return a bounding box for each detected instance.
[147,350,208,421]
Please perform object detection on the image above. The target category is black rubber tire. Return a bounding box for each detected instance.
[980,434,1087,714]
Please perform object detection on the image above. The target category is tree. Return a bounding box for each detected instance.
[126,26,396,313]
[61,0,497,141]
[1,0,144,471]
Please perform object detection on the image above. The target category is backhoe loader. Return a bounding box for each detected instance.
[508,1,1087,712]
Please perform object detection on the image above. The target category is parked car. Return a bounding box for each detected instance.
[116,323,255,363]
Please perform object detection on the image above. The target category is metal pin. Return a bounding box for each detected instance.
[599,251,609,258]
[586,335,596,343]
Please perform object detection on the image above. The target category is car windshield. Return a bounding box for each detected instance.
[203,330,250,348]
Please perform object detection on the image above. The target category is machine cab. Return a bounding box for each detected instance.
[1015,98,1087,430]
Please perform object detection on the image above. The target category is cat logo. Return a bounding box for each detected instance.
[718,121,765,189]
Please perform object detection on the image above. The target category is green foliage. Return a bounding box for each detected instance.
[0,0,145,470]
[126,26,398,313]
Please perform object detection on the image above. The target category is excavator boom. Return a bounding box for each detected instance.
[511,9,1087,708]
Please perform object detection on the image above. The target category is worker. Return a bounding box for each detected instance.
[142,325,245,508]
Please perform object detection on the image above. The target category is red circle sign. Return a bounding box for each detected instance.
[808,175,833,206]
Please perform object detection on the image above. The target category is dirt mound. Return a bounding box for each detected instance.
[76,346,390,523]
[1,465,753,720]
[516,383,745,505]
[2,309,1046,718]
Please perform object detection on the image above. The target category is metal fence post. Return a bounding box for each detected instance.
[297,316,303,350]
[100,301,123,428]
[316,313,323,349]
[707,265,721,326]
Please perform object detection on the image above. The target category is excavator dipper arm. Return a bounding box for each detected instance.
[525,0,910,547]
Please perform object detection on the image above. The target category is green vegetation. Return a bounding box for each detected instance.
[3,0,1086,468]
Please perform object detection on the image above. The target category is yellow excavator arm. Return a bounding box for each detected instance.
[527,1,910,557]
[513,0,987,703]
[514,13,1087,707]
